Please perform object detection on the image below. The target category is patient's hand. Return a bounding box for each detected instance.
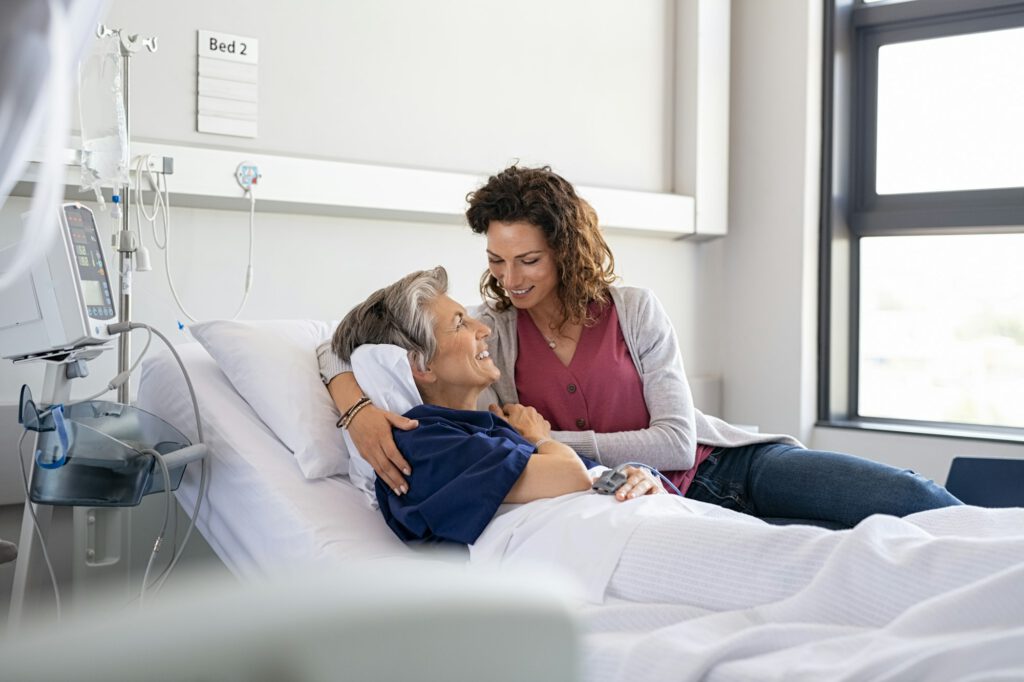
[615,466,666,501]
[349,405,418,496]
[489,403,550,445]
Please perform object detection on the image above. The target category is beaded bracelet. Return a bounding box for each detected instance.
[340,399,372,429]
[336,395,372,429]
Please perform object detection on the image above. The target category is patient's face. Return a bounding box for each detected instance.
[427,294,500,391]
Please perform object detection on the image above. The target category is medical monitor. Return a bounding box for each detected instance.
[0,203,115,360]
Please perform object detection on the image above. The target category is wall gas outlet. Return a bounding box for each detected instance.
[235,161,261,191]
[133,155,174,175]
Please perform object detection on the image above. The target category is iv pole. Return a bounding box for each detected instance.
[98,24,158,404]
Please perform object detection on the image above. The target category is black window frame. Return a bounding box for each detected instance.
[820,0,1024,441]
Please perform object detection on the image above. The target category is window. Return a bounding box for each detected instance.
[859,234,1024,428]
[875,26,1024,195]
[821,0,1024,437]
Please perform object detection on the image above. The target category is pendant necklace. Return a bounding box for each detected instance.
[533,311,561,349]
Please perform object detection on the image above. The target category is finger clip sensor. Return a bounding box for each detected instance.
[592,465,629,495]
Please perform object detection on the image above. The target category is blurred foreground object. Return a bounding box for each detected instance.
[0,0,106,291]
[0,560,582,682]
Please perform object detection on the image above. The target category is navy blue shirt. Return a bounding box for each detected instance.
[375,404,597,546]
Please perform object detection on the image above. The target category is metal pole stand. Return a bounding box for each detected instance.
[96,24,157,405]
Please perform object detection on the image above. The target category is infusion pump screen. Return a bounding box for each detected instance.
[65,205,115,320]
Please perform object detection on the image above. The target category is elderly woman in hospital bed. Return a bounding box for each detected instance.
[333,265,1024,614]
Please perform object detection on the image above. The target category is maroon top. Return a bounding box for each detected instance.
[514,301,712,495]
[515,301,650,435]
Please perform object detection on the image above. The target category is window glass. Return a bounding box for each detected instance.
[858,234,1024,428]
[876,26,1024,194]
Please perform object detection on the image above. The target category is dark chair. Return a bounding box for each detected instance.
[945,457,1024,508]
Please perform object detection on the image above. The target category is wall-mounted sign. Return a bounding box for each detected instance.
[197,30,258,138]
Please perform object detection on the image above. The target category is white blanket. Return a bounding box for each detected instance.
[476,498,1024,681]
[472,492,762,603]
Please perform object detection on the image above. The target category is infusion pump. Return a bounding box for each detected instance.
[0,203,116,360]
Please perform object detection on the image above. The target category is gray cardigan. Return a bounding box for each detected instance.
[319,285,800,470]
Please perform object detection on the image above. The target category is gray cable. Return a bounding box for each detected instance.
[17,431,62,621]
[125,322,208,594]
[152,453,207,594]
[123,325,153,377]
[74,326,152,404]
[119,323,203,443]
[138,446,171,607]
[33,327,153,420]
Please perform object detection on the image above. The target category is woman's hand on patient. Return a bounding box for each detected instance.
[489,403,550,444]
[615,466,665,501]
[326,372,416,495]
[349,405,417,496]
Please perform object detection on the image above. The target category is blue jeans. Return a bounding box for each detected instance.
[684,443,962,529]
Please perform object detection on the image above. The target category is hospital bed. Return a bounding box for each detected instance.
[134,322,1024,682]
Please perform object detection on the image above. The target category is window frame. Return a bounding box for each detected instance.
[852,4,1024,234]
[820,0,1024,440]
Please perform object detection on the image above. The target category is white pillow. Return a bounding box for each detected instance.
[345,344,423,507]
[190,319,348,479]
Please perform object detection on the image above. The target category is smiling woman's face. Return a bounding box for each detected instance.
[425,294,500,392]
[485,220,559,312]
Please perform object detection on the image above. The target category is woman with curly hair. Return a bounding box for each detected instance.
[322,165,959,528]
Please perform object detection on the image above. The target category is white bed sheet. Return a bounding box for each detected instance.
[138,343,1024,681]
[137,344,411,577]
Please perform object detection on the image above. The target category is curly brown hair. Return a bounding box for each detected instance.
[465,165,617,327]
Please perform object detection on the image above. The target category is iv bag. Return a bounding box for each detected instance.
[78,32,128,205]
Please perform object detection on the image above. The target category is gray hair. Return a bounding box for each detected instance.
[331,266,449,371]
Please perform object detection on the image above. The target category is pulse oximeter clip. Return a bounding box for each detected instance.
[591,462,684,496]
[592,465,630,494]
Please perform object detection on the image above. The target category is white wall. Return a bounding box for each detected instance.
[721,0,1023,480]
[108,0,676,192]
[713,0,822,442]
